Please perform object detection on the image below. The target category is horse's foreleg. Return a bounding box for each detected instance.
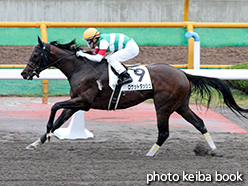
[26,104,59,150]
[46,102,66,136]
[44,108,78,141]
[37,102,62,144]
[146,111,169,157]
[26,138,42,150]
[26,98,85,150]
[51,108,77,133]
[26,109,77,150]
[42,98,86,142]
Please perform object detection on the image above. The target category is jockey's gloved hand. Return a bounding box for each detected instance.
[76,50,86,57]
[72,46,81,52]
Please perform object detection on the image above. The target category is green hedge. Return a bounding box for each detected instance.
[227,62,248,94]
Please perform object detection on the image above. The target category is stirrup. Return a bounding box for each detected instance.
[118,77,132,85]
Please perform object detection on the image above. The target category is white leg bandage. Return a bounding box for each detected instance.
[203,132,217,150]
[146,143,160,156]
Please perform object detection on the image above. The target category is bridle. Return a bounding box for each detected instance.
[26,40,98,80]
[27,42,74,78]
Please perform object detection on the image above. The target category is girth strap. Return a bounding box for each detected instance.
[108,84,122,111]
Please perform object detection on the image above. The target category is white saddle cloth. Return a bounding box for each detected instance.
[108,65,153,91]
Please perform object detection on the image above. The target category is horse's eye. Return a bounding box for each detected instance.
[33,54,39,58]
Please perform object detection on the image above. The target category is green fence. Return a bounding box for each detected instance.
[1,27,248,47]
[1,27,248,96]
[0,80,70,96]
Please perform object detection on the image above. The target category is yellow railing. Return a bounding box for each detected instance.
[0,64,232,69]
[2,21,248,69]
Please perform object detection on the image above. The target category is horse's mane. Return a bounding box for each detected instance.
[49,39,95,55]
[50,39,80,52]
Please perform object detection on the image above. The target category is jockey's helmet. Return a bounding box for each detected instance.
[83,28,100,40]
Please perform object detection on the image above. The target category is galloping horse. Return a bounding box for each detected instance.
[21,37,248,156]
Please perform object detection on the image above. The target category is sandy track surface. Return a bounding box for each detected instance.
[0,97,247,186]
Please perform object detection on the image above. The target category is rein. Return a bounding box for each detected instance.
[67,60,87,80]
[82,57,99,75]
[41,53,75,71]
[68,57,99,80]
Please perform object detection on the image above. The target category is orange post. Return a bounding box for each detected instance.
[40,23,49,104]
[183,0,190,22]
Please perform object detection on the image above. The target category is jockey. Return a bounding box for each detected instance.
[76,28,139,85]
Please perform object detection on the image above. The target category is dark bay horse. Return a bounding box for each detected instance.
[21,37,248,156]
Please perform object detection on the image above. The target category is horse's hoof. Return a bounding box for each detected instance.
[210,150,216,156]
[210,149,223,157]
[47,132,54,142]
[26,144,36,150]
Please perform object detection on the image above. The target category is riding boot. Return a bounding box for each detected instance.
[117,71,133,85]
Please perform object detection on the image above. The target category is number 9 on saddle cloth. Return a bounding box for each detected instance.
[108,64,153,110]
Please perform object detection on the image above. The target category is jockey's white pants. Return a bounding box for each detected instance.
[106,39,139,74]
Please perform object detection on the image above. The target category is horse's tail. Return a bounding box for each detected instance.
[184,72,248,118]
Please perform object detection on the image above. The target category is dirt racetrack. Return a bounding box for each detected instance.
[0,97,247,186]
[0,46,248,185]
[2,45,248,66]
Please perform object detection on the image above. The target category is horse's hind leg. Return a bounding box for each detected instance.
[146,109,170,157]
[176,99,217,151]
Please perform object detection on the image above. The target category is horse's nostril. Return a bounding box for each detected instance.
[21,71,27,79]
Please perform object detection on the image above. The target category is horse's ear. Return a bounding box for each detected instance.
[38,36,43,47]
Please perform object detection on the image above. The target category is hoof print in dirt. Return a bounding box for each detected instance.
[194,143,224,157]
[194,143,209,156]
